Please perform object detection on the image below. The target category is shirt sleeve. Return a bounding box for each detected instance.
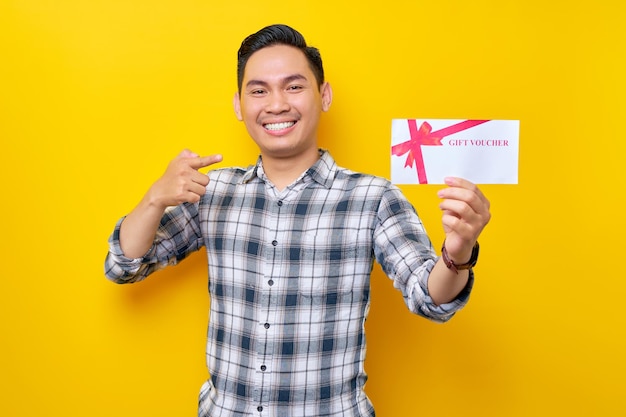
[373,185,473,323]
[104,202,204,284]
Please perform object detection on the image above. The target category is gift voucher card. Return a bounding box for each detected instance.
[391,119,519,184]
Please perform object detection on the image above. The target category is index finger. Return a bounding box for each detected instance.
[443,176,477,190]
[439,177,490,209]
[188,154,223,170]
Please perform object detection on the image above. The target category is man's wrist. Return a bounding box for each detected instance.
[441,240,480,274]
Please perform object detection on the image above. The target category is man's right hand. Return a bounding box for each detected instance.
[147,150,223,210]
[119,150,222,258]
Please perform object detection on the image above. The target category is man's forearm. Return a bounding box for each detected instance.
[427,258,471,306]
[119,196,166,259]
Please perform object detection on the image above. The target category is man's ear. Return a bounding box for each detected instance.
[321,82,333,112]
[233,92,243,121]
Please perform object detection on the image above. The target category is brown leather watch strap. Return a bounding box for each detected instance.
[441,240,480,274]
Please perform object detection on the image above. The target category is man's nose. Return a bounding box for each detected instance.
[265,92,290,113]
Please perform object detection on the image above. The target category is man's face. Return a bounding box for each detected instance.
[234,44,332,161]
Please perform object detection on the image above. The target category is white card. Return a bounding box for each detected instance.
[391,119,519,184]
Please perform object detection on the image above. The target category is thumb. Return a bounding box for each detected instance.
[179,149,199,159]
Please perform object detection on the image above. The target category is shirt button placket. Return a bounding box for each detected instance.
[256,198,283,413]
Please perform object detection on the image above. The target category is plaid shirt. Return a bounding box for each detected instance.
[105,150,472,417]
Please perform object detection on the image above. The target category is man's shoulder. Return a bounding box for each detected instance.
[333,165,393,189]
[207,166,251,184]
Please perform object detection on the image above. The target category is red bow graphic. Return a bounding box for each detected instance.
[392,119,490,184]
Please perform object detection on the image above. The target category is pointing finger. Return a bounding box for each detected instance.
[188,154,223,170]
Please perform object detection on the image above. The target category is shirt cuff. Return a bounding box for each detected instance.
[417,267,475,323]
[105,217,156,281]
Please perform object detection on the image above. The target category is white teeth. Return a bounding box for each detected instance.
[264,121,295,131]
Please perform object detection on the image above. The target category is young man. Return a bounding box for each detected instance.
[105,24,491,417]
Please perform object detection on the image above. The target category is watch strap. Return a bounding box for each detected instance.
[441,240,480,274]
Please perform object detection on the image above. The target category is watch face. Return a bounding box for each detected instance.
[467,242,479,267]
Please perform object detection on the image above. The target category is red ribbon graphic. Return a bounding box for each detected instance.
[392,119,490,184]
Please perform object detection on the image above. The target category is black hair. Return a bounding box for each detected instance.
[237,24,325,93]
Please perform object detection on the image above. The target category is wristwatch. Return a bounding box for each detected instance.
[441,240,480,274]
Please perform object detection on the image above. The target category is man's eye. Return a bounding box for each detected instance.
[287,85,303,91]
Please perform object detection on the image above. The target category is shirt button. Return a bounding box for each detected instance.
[277,200,283,206]
[257,406,263,412]
[261,365,267,371]
[264,323,270,329]
[271,240,278,246]
[268,279,274,286]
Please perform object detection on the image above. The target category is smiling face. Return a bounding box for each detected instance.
[233,44,332,164]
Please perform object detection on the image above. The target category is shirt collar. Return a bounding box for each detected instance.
[240,149,336,189]
[306,149,336,189]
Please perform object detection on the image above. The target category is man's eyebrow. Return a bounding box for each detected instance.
[245,74,309,89]
[245,79,269,89]
[282,74,307,84]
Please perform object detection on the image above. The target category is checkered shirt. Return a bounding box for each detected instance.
[105,150,473,416]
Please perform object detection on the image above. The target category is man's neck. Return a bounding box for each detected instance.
[261,149,320,191]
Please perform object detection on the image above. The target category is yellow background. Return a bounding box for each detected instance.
[1,1,624,416]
